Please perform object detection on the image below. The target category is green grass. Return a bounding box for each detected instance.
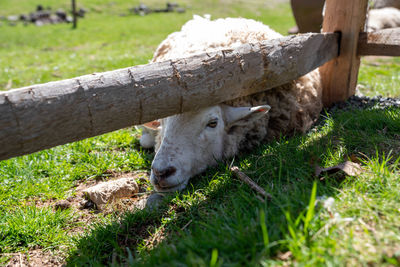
[359,57,400,97]
[0,206,75,253]
[0,0,294,90]
[1,0,400,266]
[0,128,151,210]
[65,107,400,266]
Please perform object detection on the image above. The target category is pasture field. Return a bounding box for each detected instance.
[1,0,400,266]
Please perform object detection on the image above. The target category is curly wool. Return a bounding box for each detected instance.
[152,16,322,156]
[367,7,400,32]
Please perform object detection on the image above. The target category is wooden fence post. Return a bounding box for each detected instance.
[319,0,368,107]
[72,0,77,29]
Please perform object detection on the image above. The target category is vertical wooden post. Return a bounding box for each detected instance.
[319,0,368,107]
[72,0,77,29]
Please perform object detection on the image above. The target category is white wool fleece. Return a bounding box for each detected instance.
[152,15,283,62]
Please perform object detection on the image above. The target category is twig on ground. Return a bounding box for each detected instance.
[181,219,192,231]
[230,166,272,200]
[255,195,265,203]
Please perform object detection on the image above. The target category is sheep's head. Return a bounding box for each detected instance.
[149,104,270,192]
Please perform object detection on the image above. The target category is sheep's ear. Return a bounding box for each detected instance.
[143,120,161,130]
[136,120,161,149]
[223,104,270,127]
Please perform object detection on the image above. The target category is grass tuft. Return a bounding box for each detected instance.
[0,206,75,253]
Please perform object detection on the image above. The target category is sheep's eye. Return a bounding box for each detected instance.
[206,119,218,128]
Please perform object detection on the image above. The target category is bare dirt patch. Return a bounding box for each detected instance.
[6,171,153,267]
[5,249,65,267]
[65,171,153,234]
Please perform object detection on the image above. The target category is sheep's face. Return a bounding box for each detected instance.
[150,104,270,192]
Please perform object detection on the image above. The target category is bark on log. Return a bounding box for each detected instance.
[358,28,400,56]
[319,0,368,107]
[0,32,339,161]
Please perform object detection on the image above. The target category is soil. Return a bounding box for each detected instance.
[5,250,65,267]
[328,93,400,114]
[5,171,152,267]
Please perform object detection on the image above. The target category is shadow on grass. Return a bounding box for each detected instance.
[65,106,400,266]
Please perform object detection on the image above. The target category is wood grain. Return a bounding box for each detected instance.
[0,32,339,160]
[358,28,400,56]
[319,0,368,107]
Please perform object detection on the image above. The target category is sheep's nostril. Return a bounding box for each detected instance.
[164,166,176,177]
[152,166,177,181]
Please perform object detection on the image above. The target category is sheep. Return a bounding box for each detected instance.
[140,16,322,192]
[367,7,400,32]
[372,0,400,9]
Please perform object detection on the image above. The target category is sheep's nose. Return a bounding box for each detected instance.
[152,166,177,181]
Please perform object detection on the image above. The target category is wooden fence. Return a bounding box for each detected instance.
[0,0,399,161]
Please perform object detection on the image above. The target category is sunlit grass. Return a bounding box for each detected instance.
[359,57,400,97]
[0,206,75,253]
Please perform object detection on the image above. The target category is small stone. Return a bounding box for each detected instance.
[54,200,71,210]
[81,199,96,209]
[145,193,165,210]
[134,198,148,210]
[82,177,139,208]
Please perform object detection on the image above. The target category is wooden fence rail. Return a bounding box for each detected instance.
[358,28,400,56]
[0,33,339,160]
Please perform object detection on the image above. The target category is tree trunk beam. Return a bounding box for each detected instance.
[0,32,339,161]
[358,28,400,56]
[319,0,368,107]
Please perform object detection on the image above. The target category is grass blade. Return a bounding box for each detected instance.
[260,210,270,253]
[303,182,317,236]
[210,248,218,267]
